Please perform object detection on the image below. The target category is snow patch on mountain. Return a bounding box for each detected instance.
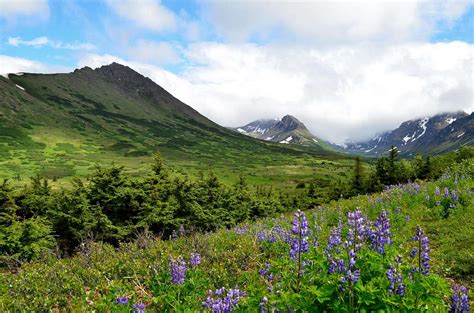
[279,136,293,144]
[413,117,429,141]
[446,117,457,125]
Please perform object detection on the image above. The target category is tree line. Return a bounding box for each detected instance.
[1,147,472,265]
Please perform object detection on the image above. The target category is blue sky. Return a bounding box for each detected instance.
[0,0,473,142]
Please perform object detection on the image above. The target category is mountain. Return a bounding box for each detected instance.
[0,63,340,180]
[232,115,329,148]
[340,111,473,156]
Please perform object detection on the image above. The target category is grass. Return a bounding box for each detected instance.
[0,165,472,311]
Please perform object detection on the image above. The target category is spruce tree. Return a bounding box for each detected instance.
[352,156,365,195]
[387,145,399,184]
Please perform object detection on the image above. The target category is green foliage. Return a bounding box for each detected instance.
[0,158,472,311]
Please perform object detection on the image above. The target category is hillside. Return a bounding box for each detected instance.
[0,63,349,187]
[341,112,473,156]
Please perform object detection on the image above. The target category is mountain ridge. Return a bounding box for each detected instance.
[231,115,329,148]
[339,111,472,156]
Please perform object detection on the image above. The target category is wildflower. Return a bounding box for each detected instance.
[340,209,367,289]
[370,210,391,255]
[132,303,146,313]
[435,186,441,196]
[171,230,178,240]
[444,187,450,198]
[410,226,430,275]
[346,209,367,252]
[115,296,129,305]
[260,296,268,313]
[169,256,187,284]
[289,210,309,260]
[386,256,404,297]
[451,190,459,202]
[190,252,202,268]
[202,287,246,313]
[451,285,470,312]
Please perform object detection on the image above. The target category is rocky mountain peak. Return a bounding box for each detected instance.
[232,114,324,147]
[275,115,306,132]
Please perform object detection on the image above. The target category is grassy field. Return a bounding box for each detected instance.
[1,161,471,311]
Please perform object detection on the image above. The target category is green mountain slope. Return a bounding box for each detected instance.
[0,63,350,186]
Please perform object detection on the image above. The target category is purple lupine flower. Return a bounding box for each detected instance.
[340,209,367,289]
[426,195,430,203]
[115,296,129,305]
[289,210,309,260]
[234,225,248,235]
[386,256,404,297]
[444,187,450,198]
[179,225,185,237]
[259,263,278,293]
[340,269,360,290]
[325,224,345,274]
[435,186,441,196]
[260,296,268,313]
[190,252,202,267]
[451,285,470,312]
[346,209,367,252]
[202,287,246,313]
[410,226,430,275]
[370,210,391,255]
[132,303,146,313]
[171,230,178,240]
[451,190,459,202]
[169,256,187,284]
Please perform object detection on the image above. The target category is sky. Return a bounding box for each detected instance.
[0,0,473,143]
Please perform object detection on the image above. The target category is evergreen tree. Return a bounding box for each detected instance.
[152,152,168,179]
[375,157,390,186]
[421,155,432,179]
[387,145,400,184]
[351,157,365,195]
[414,154,424,179]
[308,182,316,199]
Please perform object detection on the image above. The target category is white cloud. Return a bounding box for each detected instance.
[8,36,48,47]
[105,0,177,32]
[203,0,473,44]
[0,0,49,20]
[7,36,96,50]
[0,55,69,74]
[79,40,473,143]
[127,40,181,64]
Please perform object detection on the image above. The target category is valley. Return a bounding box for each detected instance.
[0,63,352,192]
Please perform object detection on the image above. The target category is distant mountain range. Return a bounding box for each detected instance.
[339,111,473,156]
[231,115,327,146]
[234,111,472,156]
